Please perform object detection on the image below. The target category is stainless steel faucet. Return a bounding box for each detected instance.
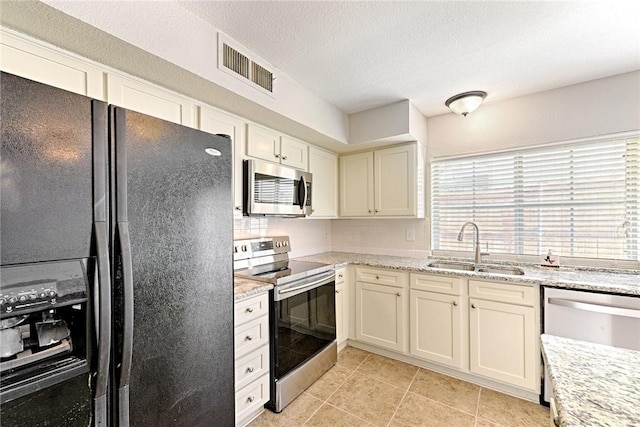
[457,221,488,264]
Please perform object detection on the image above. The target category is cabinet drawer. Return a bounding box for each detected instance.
[234,316,269,358]
[235,293,269,327]
[235,345,269,390]
[235,374,270,423]
[356,267,407,288]
[469,280,535,306]
[410,273,462,295]
[335,268,346,285]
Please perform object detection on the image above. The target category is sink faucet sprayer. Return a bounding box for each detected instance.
[457,221,489,264]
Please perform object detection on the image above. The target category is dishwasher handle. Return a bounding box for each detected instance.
[547,297,640,319]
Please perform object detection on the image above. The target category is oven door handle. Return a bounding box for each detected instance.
[277,273,335,298]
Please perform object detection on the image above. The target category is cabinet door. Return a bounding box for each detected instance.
[0,30,104,100]
[339,152,374,217]
[469,298,536,390]
[410,290,462,368]
[374,144,416,216]
[335,282,346,345]
[280,136,308,170]
[355,282,405,352]
[309,147,338,218]
[200,107,245,215]
[107,74,194,126]
[246,123,279,163]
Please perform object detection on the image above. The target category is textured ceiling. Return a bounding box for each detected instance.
[178,1,640,117]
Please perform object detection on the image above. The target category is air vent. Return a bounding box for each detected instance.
[223,44,250,79]
[218,34,275,96]
[252,62,273,92]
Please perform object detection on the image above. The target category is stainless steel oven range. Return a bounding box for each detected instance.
[233,236,336,413]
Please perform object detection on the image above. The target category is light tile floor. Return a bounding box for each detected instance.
[249,346,549,427]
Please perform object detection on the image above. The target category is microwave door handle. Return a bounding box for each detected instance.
[298,176,307,210]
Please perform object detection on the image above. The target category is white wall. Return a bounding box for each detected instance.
[427,71,640,158]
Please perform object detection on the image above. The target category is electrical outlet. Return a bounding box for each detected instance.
[405,228,416,242]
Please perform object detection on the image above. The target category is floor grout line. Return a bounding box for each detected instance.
[474,386,483,426]
[385,368,420,427]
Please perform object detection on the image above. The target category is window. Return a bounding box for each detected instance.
[431,134,639,261]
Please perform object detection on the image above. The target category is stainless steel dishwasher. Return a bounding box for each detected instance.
[542,286,640,402]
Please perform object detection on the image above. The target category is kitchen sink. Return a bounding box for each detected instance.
[427,262,476,271]
[475,266,525,276]
[427,262,525,276]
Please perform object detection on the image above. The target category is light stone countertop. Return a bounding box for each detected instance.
[295,252,640,296]
[233,276,273,301]
[540,334,640,427]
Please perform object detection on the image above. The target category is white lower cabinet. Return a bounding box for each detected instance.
[410,289,463,369]
[469,296,537,391]
[355,267,408,352]
[409,273,465,369]
[335,267,347,347]
[350,269,540,396]
[234,293,270,427]
[468,279,538,391]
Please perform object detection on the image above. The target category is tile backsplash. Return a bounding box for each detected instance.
[234,217,332,258]
[233,217,430,258]
[331,218,430,257]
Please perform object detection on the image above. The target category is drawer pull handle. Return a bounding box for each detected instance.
[246,307,254,313]
[375,275,379,279]
[246,366,255,373]
[452,301,458,306]
[396,292,401,297]
[245,335,253,341]
[247,396,255,403]
[471,304,476,309]
[338,274,343,278]
[335,290,341,294]
[282,156,288,160]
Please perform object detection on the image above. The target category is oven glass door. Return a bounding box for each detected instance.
[273,276,335,379]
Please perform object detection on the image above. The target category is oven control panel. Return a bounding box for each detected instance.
[233,236,290,261]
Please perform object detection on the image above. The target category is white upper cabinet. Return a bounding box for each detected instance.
[374,144,416,216]
[246,123,308,170]
[199,107,246,216]
[308,147,338,218]
[106,74,195,126]
[339,151,375,217]
[340,143,422,217]
[279,136,308,170]
[0,30,105,100]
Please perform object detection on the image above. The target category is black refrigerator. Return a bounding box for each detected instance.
[0,71,235,426]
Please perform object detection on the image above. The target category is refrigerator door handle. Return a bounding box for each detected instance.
[94,221,112,427]
[118,221,134,427]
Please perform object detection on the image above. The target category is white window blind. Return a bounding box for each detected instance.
[431,136,639,261]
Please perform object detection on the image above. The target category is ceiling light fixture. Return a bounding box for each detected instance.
[445,91,487,117]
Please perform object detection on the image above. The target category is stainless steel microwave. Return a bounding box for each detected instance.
[243,159,312,217]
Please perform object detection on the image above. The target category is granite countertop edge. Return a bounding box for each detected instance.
[233,277,273,301]
[295,251,639,296]
[540,334,640,427]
